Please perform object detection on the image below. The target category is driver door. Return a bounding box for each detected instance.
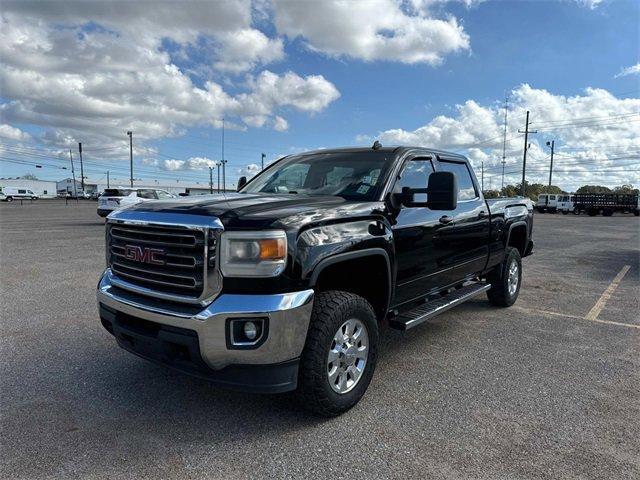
[391,156,457,307]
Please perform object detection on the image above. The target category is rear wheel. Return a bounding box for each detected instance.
[487,247,522,307]
[6,196,13,202]
[297,290,378,417]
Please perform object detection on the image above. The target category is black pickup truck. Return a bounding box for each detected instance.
[97,145,534,416]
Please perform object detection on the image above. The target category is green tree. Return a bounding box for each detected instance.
[483,189,501,199]
[21,173,39,180]
[576,185,612,194]
[613,184,639,194]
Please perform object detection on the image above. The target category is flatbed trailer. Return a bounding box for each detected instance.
[573,193,639,216]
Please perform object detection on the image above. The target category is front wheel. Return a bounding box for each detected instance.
[486,247,522,307]
[6,196,13,202]
[297,291,378,417]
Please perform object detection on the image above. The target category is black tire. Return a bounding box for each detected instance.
[297,290,378,417]
[634,210,639,217]
[573,209,580,215]
[6,196,13,202]
[562,210,568,215]
[486,247,522,307]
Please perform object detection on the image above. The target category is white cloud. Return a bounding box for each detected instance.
[614,63,640,78]
[162,157,218,171]
[0,124,31,141]
[574,0,604,9]
[273,0,470,65]
[0,7,340,151]
[375,85,640,190]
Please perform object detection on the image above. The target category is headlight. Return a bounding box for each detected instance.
[219,230,287,277]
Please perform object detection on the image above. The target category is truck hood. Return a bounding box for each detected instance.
[126,193,386,230]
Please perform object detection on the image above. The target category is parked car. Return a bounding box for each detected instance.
[535,193,559,213]
[97,145,534,416]
[97,188,177,217]
[1,187,39,201]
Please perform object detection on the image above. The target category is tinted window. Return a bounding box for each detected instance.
[18,189,26,194]
[104,189,134,197]
[395,158,433,202]
[438,161,477,201]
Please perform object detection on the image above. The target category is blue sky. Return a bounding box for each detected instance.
[0,0,638,190]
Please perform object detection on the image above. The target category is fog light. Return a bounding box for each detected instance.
[243,321,258,340]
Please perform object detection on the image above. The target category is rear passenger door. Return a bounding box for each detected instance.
[436,158,490,283]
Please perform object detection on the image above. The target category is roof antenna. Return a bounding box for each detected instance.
[372,140,382,150]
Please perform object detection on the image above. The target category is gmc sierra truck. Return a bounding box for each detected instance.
[97,145,534,416]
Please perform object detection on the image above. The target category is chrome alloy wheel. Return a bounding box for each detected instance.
[507,259,519,296]
[327,318,369,394]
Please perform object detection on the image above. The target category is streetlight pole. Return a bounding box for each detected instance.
[127,131,133,187]
[261,153,266,171]
[209,166,213,194]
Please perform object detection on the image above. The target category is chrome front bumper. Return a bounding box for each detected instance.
[97,269,314,371]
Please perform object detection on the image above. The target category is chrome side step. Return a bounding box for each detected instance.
[389,282,491,331]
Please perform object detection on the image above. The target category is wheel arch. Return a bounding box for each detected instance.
[506,221,528,257]
[310,249,392,322]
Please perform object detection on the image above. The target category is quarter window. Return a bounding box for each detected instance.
[438,161,477,201]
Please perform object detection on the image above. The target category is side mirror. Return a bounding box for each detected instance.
[237,176,247,191]
[426,171,458,210]
[396,171,458,210]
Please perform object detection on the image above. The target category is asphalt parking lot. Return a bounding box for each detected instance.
[1,200,639,479]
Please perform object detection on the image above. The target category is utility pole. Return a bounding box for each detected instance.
[546,140,555,187]
[481,161,484,192]
[518,111,537,198]
[501,93,509,190]
[78,142,85,192]
[127,131,133,187]
[261,152,266,171]
[217,162,221,193]
[106,171,110,188]
[69,149,78,200]
[209,166,213,194]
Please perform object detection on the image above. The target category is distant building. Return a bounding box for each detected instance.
[0,179,57,198]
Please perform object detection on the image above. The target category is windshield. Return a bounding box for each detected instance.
[240,151,393,201]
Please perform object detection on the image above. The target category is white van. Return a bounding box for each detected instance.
[97,188,176,217]
[1,187,39,201]
[557,194,576,214]
[535,194,558,213]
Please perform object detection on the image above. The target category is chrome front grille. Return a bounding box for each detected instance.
[105,214,222,305]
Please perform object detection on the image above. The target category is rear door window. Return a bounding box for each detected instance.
[137,189,158,199]
[438,160,477,201]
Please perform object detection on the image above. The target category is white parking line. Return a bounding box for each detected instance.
[514,306,640,330]
[585,265,631,321]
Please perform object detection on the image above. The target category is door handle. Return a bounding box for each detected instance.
[439,215,453,224]
[478,210,487,218]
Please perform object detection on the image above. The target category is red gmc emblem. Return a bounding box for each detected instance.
[124,245,165,265]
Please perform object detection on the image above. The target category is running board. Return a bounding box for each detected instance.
[389,282,491,331]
